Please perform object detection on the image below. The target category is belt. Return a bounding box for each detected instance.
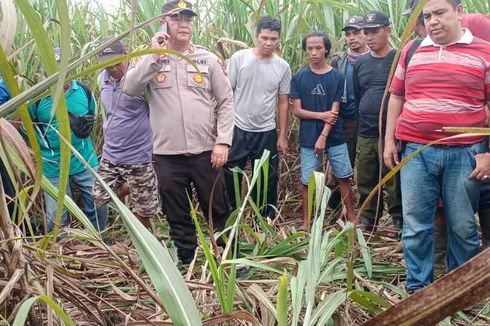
[431,143,475,148]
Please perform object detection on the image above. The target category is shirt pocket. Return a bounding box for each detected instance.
[150,65,172,89]
[187,64,209,89]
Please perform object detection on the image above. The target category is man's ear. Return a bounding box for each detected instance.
[455,4,464,22]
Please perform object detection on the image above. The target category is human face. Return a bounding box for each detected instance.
[344,28,367,52]
[256,28,280,57]
[423,0,463,45]
[364,27,391,52]
[166,12,194,44]
[305,36,327,65]
[413,19,427,38]
[106,61,127,81]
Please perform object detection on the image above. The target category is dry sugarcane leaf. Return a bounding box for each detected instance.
[0,118,36,180]
[364,249,490,325]
[0,0,17,55]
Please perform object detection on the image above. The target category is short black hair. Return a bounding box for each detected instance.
[301,31,332,58]
[447,0,462,7]
[416,0,461,9]
[256,16,281,35]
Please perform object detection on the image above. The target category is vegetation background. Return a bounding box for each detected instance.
[0,0,489,325]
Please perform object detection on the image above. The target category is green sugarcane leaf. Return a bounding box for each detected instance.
[276,270,289,326]
[356,228,373,278]
[13,295,74,326]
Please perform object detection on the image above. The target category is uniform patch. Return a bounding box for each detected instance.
[130,57,141,68]
[156,73,166,83]
[193,73,203,84]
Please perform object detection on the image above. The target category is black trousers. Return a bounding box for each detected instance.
[153,151,230,251]
[223,127,279,217]
[0,158,16,217]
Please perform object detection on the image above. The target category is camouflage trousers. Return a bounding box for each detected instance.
[93,158,160,218]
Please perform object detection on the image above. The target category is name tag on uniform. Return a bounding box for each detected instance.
[193,59,208,65]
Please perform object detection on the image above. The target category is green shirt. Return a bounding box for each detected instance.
[28,80,98,178]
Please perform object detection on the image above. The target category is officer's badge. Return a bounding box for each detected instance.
[156,73,166,83]
[193,73,203,84]
[349,17,356,23]
[178,1,187,9]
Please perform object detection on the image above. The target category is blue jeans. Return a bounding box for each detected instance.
[45,167,108,232]
[401,142,484,291]
[300,144,353,185]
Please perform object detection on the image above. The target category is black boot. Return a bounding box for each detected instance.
[177,247,196,265]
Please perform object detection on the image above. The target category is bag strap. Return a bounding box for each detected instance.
[405,38,423,69]
[75,81,94,114]
[341,76,347,104]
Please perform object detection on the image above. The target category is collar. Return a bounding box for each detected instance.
[159,43,195,61]
[64,80,79,96]
[70,80,80,90]
[102,70,110,83]
[167,42,195,54]
[420,28,473,47]
[102,70,121,84]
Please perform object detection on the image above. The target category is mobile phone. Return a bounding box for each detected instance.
[158,23,168,45]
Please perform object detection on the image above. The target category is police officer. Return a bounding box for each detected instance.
[124,0,234,264]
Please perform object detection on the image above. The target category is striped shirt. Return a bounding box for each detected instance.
[390,29,490,145]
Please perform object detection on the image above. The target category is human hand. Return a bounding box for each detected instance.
[319,111,338,125]
[277,135,288,154]
[383,141,400,170]
[468,152,490,181]
[211,144,229,169]
[151,32,170,60]
[314,135,327,156]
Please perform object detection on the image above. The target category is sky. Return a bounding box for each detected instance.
[99,0,120,12]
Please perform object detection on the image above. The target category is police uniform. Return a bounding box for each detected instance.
[124,42,234,256]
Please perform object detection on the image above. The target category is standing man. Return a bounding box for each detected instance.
[403,0,490,274]
[291,31,356,230]
[327,16,369,209]
[124,0,234,264]
[354,11,402,232]
[28,63,108,232]
[384,0,490,292]
[224,16,291,218]
[92,40,160,229]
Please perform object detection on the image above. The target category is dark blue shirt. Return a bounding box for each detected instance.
[290,66,346,148]
[342,61,357,119]
[0,76,10,104]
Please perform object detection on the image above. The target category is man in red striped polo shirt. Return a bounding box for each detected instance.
[384,0,490,292]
